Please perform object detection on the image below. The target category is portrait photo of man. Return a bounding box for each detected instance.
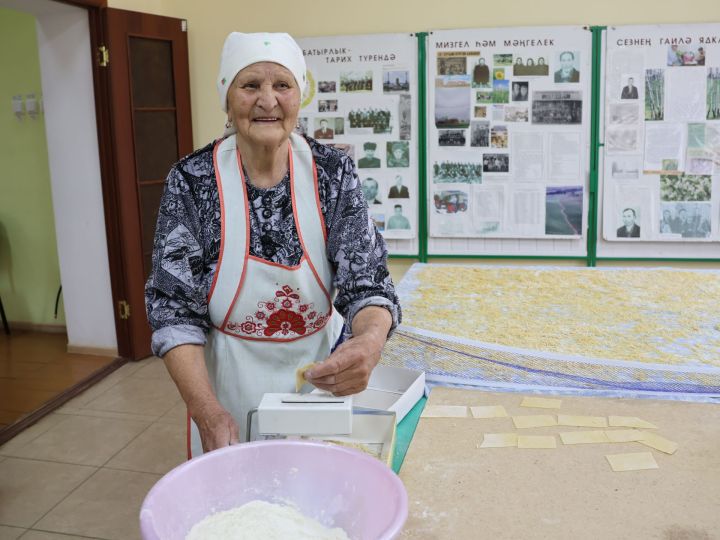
[358,142,381,168]
[620,76,639,99]
[387,204,411,230]
[361,177,382,205]
[313,118,334,139]
[554,51,580,83]
[386,141,409,168]
[616,207,641,238]
[473,57,490,86]
[388,175,410,198]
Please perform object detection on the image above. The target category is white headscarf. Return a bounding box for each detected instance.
[217,32,306,136]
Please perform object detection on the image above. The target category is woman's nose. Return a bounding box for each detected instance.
[256,85,278,110]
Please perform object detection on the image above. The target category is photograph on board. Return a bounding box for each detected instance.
[490,125,509,148]
[433,161,483,183]
[318,99,338,112]
[708,68,720,120]
[318,80,336,93]
[388,174,410,198]
[492,80,510,103]
[554,51,580,83]
[494,53,513,66]
[313,117,344,139]
[609,156,641,180]
[660,202,711,238]
[660,174,712,202]
[472,57,491,87]
[470,121,490,147]
[532,91,582,124]
[616,207,641,238]
[387,203,412,230]
[438,56,467,76]
[483,153,509,173]
[361,175,383,204]
[340,71,373,92]
[434,190,469,213]
[511,81,529,101]
[620,75,639,99]
[666,44,705,66]
[358,142,381,168]
[348,107,392,134]
[387,141,410,167]
[399,94,412,140]
[545,186,583,235]
[438,129,466,146]
[513,56,549,76]
[504,106,529,122]
[645,69,664,121]
[383,70,410,93]
[436,86,471,128]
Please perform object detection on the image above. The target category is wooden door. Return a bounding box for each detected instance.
[101,8,193,359]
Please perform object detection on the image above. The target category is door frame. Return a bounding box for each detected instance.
[52,0,133,358]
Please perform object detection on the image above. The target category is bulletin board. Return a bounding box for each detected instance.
[297,33,420,257]
[597,23,720,259]
[425,27,593,258]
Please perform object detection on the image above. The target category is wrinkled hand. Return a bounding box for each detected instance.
[191,402,240,453]
[305,334,383,396]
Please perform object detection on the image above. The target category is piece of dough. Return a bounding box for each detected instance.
[604,429,644,443]
[520,397,562,409]
[608,416,657,429]
[638,432,678,454]
[517,435,557,449]
[421,405,468,418]
[479,433,518,448]
[295,362,316,392]
[605,452,659,472]
[512,415,557,429]
[470,405,508,418]
[559,430,610,445]
[557,414,608,428]
[186,500,350,539]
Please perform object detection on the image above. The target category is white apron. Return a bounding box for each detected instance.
[188,133,344,457]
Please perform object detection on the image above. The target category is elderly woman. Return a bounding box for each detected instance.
[145,32,400,457]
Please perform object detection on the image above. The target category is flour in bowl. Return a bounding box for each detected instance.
[185,500,350,540]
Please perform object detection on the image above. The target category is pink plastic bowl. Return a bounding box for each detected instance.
[139,439,407,540]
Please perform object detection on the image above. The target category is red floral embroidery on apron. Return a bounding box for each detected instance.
[225,285,329,338]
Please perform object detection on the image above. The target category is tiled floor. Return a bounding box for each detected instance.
[0,357,186,540]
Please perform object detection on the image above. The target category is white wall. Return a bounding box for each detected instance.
[0,0,118,352]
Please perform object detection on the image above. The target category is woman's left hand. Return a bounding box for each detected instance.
[305,306,392,396]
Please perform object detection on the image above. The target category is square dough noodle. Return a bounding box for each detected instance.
[512,415,557,429]
[520,397,562,409]
[480,433,518,448]
[608,416,658,429]
[606,452,659,472]
[470,405,508,418]
[518,435,557,449]
[560,430,610,445]
[558,415,608,428]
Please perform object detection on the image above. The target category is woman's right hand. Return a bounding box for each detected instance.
[191,401,240,453]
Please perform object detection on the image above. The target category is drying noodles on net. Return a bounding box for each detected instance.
[381,264,720,401]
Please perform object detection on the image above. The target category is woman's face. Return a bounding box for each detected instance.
[227,62,300,149]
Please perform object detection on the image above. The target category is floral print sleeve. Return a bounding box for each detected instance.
[145,137,400,357]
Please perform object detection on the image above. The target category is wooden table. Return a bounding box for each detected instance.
[399,387,720,539]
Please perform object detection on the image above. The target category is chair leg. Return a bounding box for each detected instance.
[0,295,9,335]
